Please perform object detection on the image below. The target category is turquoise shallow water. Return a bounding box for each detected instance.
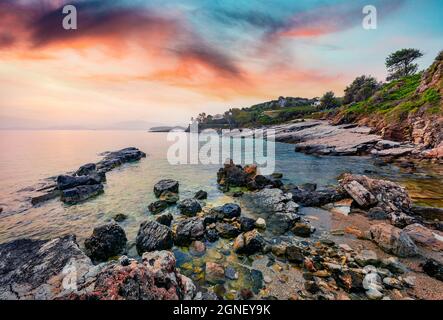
[0,130,441,244]
[1,130,442,297]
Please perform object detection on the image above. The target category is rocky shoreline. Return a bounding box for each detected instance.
[29,147,146,206]
[1,158,442,300]
[227,119,442,162]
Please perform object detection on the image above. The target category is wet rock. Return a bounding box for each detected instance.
[217,160,254,189]
[71,250,194,300]
[288,186,347,207]
[233,230,264,255]
[153,179,179,198]
[31,189,61,205]
[136,221,173,255]
[255,218,266,229]
[194,190,208,200]
[97,147,146,172]
[411,206,443,221]
[422,259,443,281]
[369,223,418,257]
[339,174,412,215]
[239,217,256,232]
[271,172,283,179]
[75,163,97,176]
[225,267,238,280]
[249,188,296,213]
[286,244,305,264]
[342,180,377,208]
[365,207,388,221]
[268,211,300,234]
[355,250,379,267]
[205,262,225,284]
[61,184,104,204]
[403,223,443,251]
[159,191,179,204]
[173,217,205,246]
[0,235,93,300]
[56,174,102,190]
[156,213,173,227]
[215,222,241,239]
[148,200,169,214]
[113,213,127,222]
[253,175,283,189]
[233,191,244,197]
[211,203,241,220]
[291,222,313,238]
[205,229,219,242]
[84,223,127,263]
[177,198,202,216]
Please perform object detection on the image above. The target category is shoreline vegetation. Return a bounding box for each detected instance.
[0,49,442,301]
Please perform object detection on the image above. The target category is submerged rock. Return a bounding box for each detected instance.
[113,213,127,222]
[159,191,179,204]
[153,179,179,198]
[177,198,202,216]
[205,262,225,284]
[239,217,256,232]
[291,222,313,238]
[84,222,127,263]
[369,223,418,257]
[136,221,173,255]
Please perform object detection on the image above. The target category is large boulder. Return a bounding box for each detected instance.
[369,223,418,257]
[177,198,202,216]
[210,203,241,220]
[233,230,264,255]
[136,221,173,255]
[154,179,179,197]
[217,161,252,188]
[71,251,195,300]
[173,217,205,246]
[403,223,443,251]
[61,184,104,204]
[56,174,102,190]
[84,223,127,263]
[0,235,93,300]
[340,174,412,214]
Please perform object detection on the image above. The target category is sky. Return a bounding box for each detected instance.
[0,0,442,129]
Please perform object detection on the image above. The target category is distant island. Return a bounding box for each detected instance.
[149,126,187,132]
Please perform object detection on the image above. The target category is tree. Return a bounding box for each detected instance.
[343,75,380,104]
[320,91,340,109]
[385,48,423,81]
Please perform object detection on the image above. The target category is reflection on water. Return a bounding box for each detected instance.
[0,130,442,245]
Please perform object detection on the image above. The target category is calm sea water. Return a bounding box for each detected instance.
[0,130,441,246]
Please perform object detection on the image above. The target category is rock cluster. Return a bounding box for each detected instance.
[31,147,146,206]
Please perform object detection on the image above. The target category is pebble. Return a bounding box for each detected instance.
[263,275,272,284]
[402,276,415,287]
[339,244,353,252]
[366,288,384,300]
[255,218,266,229]
[224,266,239,280]
[383,277,403,289]
[363,265,378,274]
[363,273,383,291]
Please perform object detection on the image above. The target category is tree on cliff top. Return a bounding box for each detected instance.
[320,91,341,109]
[343,75,380,105]
[386,48,424,81]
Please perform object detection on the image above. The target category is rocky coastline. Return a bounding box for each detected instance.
[1,156,442,300]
